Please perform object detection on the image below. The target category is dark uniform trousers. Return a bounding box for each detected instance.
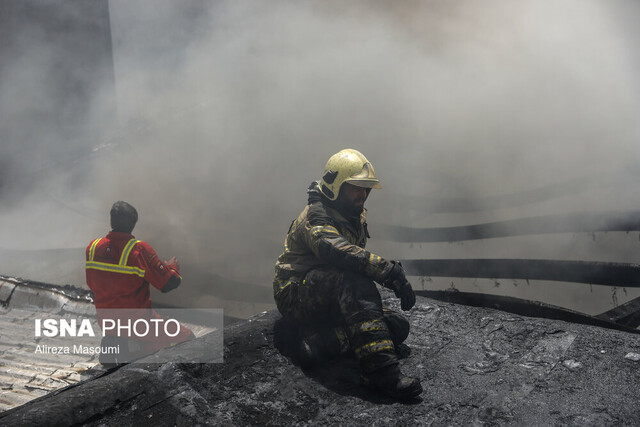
[275,268,408,373]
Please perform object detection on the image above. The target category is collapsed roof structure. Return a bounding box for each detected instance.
[1,287,639,425]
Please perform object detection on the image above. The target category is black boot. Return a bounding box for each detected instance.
[362,364,423,400]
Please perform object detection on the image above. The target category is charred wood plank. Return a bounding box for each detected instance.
[401,258,640,288]
[415,290,640,334]
[596,295,640,328]
[375,211,640,242]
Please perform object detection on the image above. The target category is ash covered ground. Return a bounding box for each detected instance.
[3,291,639,426]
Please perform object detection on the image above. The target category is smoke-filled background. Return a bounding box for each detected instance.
[1,0,640,318]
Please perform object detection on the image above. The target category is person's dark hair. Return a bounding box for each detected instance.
[110,201,138,233]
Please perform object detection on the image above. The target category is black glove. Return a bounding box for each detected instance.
[383,261,416,311]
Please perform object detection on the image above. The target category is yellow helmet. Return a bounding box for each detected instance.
[319,149,381,201]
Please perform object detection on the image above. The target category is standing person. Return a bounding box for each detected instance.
[86,201,193,365]
[273,149,422,399]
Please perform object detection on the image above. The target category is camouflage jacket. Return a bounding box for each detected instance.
[273,182,393,297]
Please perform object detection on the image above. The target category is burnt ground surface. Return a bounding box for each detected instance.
[2,290,640,426]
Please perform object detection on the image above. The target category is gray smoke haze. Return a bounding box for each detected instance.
[1,0,640,317]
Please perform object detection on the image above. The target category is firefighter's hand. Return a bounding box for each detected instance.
[395,277,416,311]
[166,256,180,270]
[384,261,416,311]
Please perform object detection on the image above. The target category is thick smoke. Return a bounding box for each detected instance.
[1,0,639,316]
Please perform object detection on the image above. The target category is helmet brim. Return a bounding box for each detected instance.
[345,179,382,189]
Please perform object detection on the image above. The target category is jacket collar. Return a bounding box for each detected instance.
[106,231,135,240]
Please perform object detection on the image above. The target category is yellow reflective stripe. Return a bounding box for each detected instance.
[278,282,289,292]
[277,277,299,292]
[350,319,387,335]
[86,238,146,278]
[369,253,382,265]
[331,238,350,249]
[119,239,140,266]
[86,261,146,277]
[354,339,394,358]
[172,269,183,280]
[310,225,340,238]
[88,238,102,262]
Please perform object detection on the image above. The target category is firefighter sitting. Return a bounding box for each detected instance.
[273,149,422,399]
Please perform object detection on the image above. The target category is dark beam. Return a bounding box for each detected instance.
[415,290,640,334]
[374,211,640,242]
[596,295,640,328]
[401,258,640,288]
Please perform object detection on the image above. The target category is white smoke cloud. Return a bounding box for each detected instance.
[1,0,639,316]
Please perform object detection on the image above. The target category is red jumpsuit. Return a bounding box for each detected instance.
[86,231,192,358]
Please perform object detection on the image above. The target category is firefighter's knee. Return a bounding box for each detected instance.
[383,308,410,345]
[340,271,383,315]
